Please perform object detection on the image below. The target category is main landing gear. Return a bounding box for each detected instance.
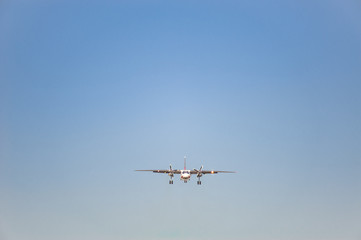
[197,176,202,185]
[169,173,174,184]
[168,173,174,184]
[168,165,174,185]
[194,166,203,185]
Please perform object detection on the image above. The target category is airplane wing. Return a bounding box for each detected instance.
[135,170,182,174]
[190,170,236,174]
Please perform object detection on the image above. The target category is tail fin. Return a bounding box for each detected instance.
[184,156,186,170]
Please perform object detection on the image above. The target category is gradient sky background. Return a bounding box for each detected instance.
[1,1,361,240]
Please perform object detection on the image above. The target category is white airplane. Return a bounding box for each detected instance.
[136,157,235,185]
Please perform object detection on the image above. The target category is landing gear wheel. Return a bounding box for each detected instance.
[169,180,173,184]
[197,178,202,185]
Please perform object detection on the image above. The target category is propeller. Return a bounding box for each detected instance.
[168,164,174,177]
[193,165,203,177]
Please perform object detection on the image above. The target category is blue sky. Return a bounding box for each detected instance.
[1,1,361,240]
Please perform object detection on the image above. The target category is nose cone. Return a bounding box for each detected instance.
[181,173,190,179]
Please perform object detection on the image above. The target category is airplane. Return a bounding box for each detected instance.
[135,156,235,185]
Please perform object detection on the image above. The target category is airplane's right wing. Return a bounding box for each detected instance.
[198,170,236,174]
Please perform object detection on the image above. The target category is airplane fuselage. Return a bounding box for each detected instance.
[180,170,191,182]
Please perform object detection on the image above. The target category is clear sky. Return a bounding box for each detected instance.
[1,1,361,240]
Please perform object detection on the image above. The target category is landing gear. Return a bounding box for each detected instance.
[169,173,174,184]
[197,175,202,185]
[195,166,203,186]
[168,172,174,184]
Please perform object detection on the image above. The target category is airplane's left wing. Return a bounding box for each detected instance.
[135,170,181,174]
